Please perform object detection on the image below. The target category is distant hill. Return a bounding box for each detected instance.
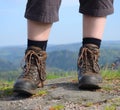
[47,42,81,52]
[0,41,120,72]
[47,41,120,52]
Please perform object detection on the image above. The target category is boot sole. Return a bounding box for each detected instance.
[79,83,101,90]
[79,75,102,90]
[13,87,36,95]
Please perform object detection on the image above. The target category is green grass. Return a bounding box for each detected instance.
[47,74,62,80]
[101,69,120,80]
[0,81,13,98]
[47,71,77,80]
[47,69,120,80]
[33,89,48,97]
[104,105,116,110]
[49,104,64,110]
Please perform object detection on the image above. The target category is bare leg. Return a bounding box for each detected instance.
[27,20,52,41]
[83,15,106,40]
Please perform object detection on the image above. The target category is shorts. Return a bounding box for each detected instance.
[25,0,114,23]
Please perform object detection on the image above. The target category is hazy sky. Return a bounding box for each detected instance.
[0,0,120,46]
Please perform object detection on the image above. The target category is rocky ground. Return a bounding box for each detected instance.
[0,77,120,110]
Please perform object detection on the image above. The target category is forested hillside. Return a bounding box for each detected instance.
[0,41,120,72]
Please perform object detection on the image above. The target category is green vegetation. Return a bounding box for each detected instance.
[101,69,120,80]
[33,90,48,97]
[0,81,13,98]
[0,42,120,72]
[102,85,113,91]
[0,70,21,81]
[0,69,120,84]
[47,71,77,79]
[104,105,116,110]
[0,69,119,84]
[47,74,63,80]
[49,104,64,110]
[85,102,93,107]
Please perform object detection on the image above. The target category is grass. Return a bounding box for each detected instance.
[0,69,120,98]
[47,71,77,80]
[47,69,120,81]
[85,102,94,107]
[0,81,13,98]
[33,90,48,97]
[102,85,113,91]
[47,74,62,80]
[49,104,64,110]
[104,105,116,110]
[101,69,120,80]
[107,98,120,107]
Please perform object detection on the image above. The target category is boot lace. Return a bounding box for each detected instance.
[77,46,100,74]
[21,47,47,85]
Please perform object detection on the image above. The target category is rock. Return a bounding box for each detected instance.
[0,77,120,110]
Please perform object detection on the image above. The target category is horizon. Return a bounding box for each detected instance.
[0,40,120,48]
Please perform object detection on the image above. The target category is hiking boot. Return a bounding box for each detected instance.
[13,46,47,95]
[77,44,102,89]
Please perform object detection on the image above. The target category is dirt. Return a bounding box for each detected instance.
[0,77,120,110]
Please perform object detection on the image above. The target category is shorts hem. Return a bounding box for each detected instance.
[24,14,59,23]
[79,8,114,17]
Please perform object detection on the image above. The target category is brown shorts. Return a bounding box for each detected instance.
[25,0,114,23]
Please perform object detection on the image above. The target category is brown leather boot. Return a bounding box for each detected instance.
[77,44,102,89]
[13,46,47,95]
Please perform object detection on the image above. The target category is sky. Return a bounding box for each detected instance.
[0,0,120,47]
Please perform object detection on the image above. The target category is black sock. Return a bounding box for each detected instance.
[82,38,101,48]
[27,39,48,51]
